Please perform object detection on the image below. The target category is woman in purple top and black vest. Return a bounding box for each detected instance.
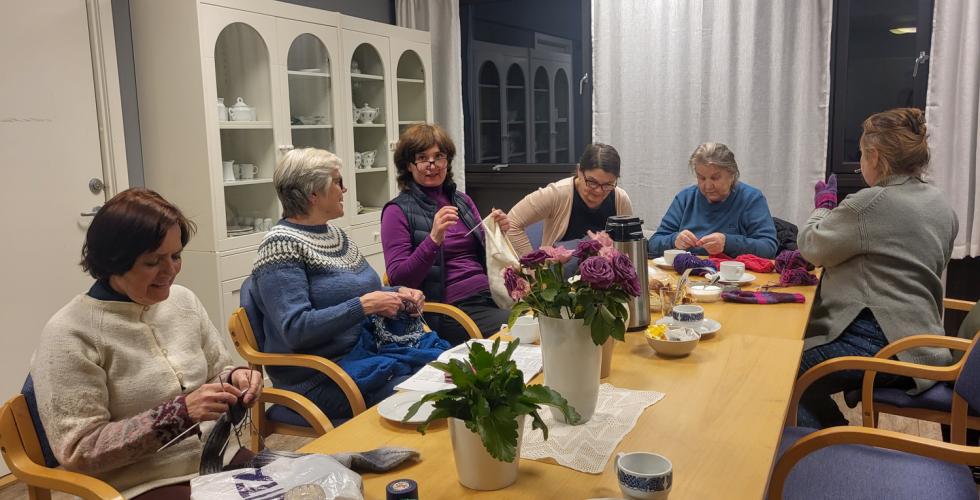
[381,123,510,344]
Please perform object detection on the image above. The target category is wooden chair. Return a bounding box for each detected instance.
[768,328,980,499]
[0,394,123,500]
[228,301,480,451]
[844,298,980,430]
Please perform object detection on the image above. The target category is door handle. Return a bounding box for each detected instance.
[579,73,590,95]
[80,206,102,217]
[912,51,929,79]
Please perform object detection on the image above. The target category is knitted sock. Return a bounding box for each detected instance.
[780,267,819,286]
[673,253,716,276]
[721,291,806,304]
[734,254,775,273]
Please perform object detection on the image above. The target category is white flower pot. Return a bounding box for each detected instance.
[449,417,525,490]
[538,315,601,423]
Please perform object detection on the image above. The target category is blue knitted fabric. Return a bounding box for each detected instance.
[248,220,396,387]
[339,316,450,394]
[648,183,778,258]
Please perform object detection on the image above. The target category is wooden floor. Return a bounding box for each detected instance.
[0,400,958,499]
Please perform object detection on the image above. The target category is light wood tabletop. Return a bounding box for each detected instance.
[300,267,819,499]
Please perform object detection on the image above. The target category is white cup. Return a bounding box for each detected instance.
[263,218,274,231]
[222,161,235,182]
[238,163,257,180]
[663,249,687,266]
[242,216,254,228]
[510,315,540,344]
[719,261,745,281]
[617,452,673,500]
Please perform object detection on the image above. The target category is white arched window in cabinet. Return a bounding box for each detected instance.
[395,49,428,135]
[476,61,502,163]
[346,36,392,225]
[505,64,528,163]
[532,66,551,163]
[554,67,573,164]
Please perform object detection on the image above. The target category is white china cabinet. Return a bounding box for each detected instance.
[130,0,432,332]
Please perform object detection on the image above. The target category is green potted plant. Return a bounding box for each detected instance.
[404,339,580,490]
[503,231,641,423]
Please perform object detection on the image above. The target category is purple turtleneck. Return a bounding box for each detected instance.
[381,185,489,304]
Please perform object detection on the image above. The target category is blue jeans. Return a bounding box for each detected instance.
[797,309,910,428]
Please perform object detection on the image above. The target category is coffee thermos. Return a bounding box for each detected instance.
[605,215,650,331]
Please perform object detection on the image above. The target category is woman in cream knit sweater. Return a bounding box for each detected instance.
[32,188,263,498]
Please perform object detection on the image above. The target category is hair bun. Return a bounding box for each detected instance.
[905,108,926,136]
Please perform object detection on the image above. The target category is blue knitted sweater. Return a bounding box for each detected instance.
[247,219,397,387]
[647,183,778,258]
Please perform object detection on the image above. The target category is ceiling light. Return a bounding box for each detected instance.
[889,27,917,35]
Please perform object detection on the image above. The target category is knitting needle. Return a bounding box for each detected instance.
[156,374,235,453]
[463,211,494,238]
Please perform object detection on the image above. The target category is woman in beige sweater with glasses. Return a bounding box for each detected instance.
[506,143,633,256]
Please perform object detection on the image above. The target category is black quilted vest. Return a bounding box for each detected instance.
[383,181,485,302]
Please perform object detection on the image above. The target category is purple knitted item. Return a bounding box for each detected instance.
[673,253,716,276]
[814,174,838,210]
[775,250,814,273]
[780,267,819,286]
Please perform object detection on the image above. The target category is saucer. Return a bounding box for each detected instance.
[652,257,676,270]
[655,317,722,337]
[377,391,435,424]
[707,272,756,286]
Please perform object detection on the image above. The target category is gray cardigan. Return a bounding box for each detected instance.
[799,175,958,391]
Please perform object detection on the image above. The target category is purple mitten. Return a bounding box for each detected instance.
[814,174,838,210]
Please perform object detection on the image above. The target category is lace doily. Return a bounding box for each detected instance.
[520,383,665,474]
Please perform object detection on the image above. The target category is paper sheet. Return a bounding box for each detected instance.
[394,339,542,393]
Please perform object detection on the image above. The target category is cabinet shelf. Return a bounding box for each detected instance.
[291,124,333,129]
[556,118,568,123]
[353,123,385,128]
[534,88,548,93]
[224,178,273,186]
[398,120,423,125]
[287,70,330,78]
[480,155,501,162]
[478,84,500,89]
[506,85,525,90]
[479,119,500,124]
[219,121,273,129]
[351,73,384,81]
[507,120,525,125]
[534,120,549,125]
[356,166,388,173]
[396,77,424,84]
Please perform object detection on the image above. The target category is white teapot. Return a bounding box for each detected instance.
[357,103,379,124]
[228,97,256,121]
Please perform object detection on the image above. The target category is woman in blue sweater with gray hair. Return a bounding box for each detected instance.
[648,142,777,258]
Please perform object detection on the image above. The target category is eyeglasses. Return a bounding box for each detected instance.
[412,154,449,170]
[581,173,617,192]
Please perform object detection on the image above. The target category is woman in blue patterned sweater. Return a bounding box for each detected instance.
[245,148,438,422]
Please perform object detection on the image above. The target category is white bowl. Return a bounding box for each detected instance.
[646,327,700,357]
[689,284,722,303]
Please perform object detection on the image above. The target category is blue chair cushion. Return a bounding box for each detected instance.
[21,374,59,468]
[774,426,976,499]
[843,383,979,416]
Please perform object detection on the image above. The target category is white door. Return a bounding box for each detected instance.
[0,0,114,431]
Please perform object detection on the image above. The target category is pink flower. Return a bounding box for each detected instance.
[503,267,531,301]
[579,256,616,289]
[598,245,620,260]
[541,245,574,264]
[588,230,614,248]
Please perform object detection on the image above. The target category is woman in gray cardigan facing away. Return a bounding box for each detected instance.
[796,108,958,429]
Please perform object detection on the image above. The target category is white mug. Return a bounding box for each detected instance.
[238,163,257,180]
[222,161,235,182]
[719,261,745,281]
[663,249,687,266]
[510,315,540,344]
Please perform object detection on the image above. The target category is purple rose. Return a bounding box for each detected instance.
[520,249,551,268]
[573,239,604,260]
[611,253,641,297]
[541,245,574,264]
[579,256,615,289]
[622,274,641,297]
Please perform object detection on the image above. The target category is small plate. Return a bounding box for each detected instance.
[652,257,675,270]
[655,317,722,337]
[377,391,435,424]
[707,272,756,286]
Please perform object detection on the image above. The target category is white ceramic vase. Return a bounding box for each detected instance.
[449,417,525,490]
[538,315,601,423]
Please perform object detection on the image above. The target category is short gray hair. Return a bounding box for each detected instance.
[274,148,342,218]
[689,142,740,181]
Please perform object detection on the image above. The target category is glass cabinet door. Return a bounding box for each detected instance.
[394,49,428,135]
[211,20,279,240]
[554,68,571,163]
[505,64,528,163]
[477,61,502,163]
[344,31,392,224]
[532,66,551,163]
[285,35,335,151]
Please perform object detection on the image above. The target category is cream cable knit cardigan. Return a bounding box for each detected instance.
[32,285,236,497]
[506,176,634,256]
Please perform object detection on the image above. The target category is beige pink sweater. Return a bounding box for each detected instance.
[32,285,236,497]
[506,176,634,256]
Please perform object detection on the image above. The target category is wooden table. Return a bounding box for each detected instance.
[301,269,819,499]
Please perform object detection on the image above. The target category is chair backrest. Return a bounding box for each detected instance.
[0,395,44,470]
[954,334,980,412]
[20,374,58,467]
[238,277,266,350]
[228,306,263,362]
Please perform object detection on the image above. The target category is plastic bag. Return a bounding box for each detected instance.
[190,454,363,500]
[485,214,521,309]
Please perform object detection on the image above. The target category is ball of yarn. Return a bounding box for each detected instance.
[673,253,716,276]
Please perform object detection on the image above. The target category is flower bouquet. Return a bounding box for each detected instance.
[504,231,641,346]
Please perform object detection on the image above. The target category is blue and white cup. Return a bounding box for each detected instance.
[617,452,673,499]
[670,304,704,329]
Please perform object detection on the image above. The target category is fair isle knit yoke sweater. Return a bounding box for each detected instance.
[249,220,397,388]
[32,284,236,498]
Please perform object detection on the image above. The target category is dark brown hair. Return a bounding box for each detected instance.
[394,123,456,191]
[81,188,195,280]
[861,107,929,178]
[578,143,621,177]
